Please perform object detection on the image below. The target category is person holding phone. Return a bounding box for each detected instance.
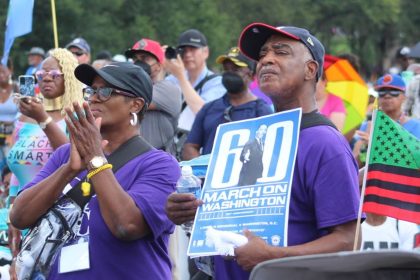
[7,48,84,279]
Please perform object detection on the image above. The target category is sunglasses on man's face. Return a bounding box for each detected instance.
[71,51,85,57]
[35,70,64,81]
[83,87,136,102]
[378,90,403,98]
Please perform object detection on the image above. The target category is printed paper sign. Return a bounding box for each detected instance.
[188,108,301,257]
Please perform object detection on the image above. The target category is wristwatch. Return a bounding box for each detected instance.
[88,156,108,170]
[39,116,53,129]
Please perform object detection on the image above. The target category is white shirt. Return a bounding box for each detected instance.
[362,217,419,250]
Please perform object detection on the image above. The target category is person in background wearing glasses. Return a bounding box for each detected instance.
[181,47,272,161]
[6,48,84,280]
[65,37,91,65]
[354,74,420,253]
[353,74,420,166]
[10,62,180,279]
[125,38,182,154]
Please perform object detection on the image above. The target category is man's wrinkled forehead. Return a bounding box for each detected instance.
[259,34,310,58]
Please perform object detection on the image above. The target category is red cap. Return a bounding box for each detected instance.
[125,38,165,64]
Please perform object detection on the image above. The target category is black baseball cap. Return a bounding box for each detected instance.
[74,62,152,104]
[177,29,207,48]
[238,22,325,80]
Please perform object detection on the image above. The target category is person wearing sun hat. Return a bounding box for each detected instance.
[166,22,361,279]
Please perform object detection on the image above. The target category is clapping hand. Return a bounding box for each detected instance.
[64,102,108,171]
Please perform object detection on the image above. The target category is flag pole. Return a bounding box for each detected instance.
[50,0,58,48]
[353,102,378,251]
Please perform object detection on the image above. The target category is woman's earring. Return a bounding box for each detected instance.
[130,112,138,126]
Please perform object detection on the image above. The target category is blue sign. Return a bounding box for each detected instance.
[188,108,302,257]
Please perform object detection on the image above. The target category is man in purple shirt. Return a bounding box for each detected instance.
[166,22,361,280]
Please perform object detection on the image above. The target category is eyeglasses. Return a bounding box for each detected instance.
[378,90,402,98]
[223,105,233,122]
[35,70,64,81]
[71,51,85,57]
[83,87,137,102]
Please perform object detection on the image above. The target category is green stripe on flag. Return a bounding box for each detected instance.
[369,110,420,169]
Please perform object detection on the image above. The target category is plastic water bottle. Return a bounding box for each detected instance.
[176,166,201,233]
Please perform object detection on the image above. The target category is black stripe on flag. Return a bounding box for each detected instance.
[364,194,420,212]
[369,163,420,178]
[367,179,420,195]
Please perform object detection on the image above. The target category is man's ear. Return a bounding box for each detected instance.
[305,60,318,81]
[203,46,210,59]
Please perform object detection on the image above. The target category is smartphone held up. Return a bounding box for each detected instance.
[18,75,36,97]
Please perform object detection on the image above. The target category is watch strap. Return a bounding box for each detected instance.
[39,116,53,129]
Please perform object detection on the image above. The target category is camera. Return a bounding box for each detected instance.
[165,46,184,60]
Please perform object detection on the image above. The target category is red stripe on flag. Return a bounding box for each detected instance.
[367,170,420,187]
[365,186,420,204]
[363,202,420,224]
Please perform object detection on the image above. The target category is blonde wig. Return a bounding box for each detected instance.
[45,48,84,114]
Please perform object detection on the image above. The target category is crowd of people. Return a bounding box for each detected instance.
[0,21,419,280]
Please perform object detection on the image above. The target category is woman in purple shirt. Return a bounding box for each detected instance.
[10,62,180,279]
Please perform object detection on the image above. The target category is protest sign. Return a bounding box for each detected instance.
[188,108,301,257]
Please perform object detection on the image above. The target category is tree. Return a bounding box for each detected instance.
[1,0,420,78]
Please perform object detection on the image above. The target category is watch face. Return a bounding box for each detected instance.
[91,156,106,168]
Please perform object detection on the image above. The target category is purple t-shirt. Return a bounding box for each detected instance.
[22,144,180,280]
[214,125,360,279]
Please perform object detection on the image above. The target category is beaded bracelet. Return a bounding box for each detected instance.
[87,164,113,179]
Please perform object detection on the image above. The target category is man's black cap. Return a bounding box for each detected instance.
[177,29,208,48]
[239,22,325,80]
[74,62,153,104]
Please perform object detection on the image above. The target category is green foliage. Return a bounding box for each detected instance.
[0,0,419,79]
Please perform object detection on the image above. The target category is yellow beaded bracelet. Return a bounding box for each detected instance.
[87,164,113,179]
